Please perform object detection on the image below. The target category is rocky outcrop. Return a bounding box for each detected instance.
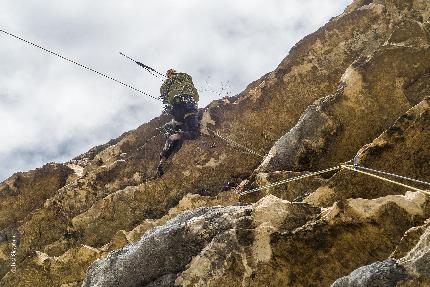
[259,46,430,172]
[332,221,430,287]
[0,163,73,278]
[331,259,408,287]
[0,193,238,287]
[82,206,247,287]
[398,223,430,286]
[0,163,73,228]
[305,96,430,207]
[2,0,430,286]
[80,192,429,287]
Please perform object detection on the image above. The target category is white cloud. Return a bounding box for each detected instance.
[0,0,352,180]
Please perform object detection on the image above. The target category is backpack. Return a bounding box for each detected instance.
[160,72,199,105]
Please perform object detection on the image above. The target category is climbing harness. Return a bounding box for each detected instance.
[119,52,258,158]
[119,54,257,158]
[0,29,160,101]
[207,128,264,158]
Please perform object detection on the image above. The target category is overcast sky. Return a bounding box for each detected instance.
[0,0,352,181]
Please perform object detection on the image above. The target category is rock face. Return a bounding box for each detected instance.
[80,192,428,287]
[398,222,430,286]
[0,163,73,228]
[331,259,408,287]
[305,96,430,207]
[82,206,247,287]
[331,220,430,287]
[1,0,430,286]
[259,41,430,173]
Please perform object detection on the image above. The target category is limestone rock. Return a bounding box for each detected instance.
[259,46,430,173]
[306,96,430,207]
[81,206,246,287]
[0,163,73,229]
[2,0,430,286]
[330,259,408,287]
[331,221,430,287]
[399,224,430,284]
[0,1,404,275]
[0,163,73,278]
[391,220,430,259]
[0,245,100,286]
[81,192,428,287]
[258,95,341,172]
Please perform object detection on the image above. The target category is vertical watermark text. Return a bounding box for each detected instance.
[10,233,17,273]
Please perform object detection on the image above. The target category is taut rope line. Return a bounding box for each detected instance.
[240,163,430,197]
[0,29,160,101]
[207,128,264,158]
[351,165,430,187]
[240,165,341,196]
[342,164,430,196]
[2,30,265,154]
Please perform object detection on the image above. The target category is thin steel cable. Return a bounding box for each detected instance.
[0,29,160,101]
[136,128,165,151]
[118,128,165,162]
[342,165,430,195]
[207,128,264,158]
[240,165,341,196]
[119,53,228,96]
[119,52,166,80]
[353,165,430,187]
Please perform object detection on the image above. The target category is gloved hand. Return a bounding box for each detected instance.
[162,104,172,115]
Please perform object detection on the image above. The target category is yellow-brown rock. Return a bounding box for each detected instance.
[1,0,430,286]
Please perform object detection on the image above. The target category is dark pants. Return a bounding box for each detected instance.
[160,95,200,160]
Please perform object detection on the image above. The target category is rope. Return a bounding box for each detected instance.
[112,127,165,162]
[7,30,428,197]
[0,29,161,101]
[207,128,264,158]
[140,66,164,80]
[240,165,341,196]
[119,53,231,97]
[239,163,430,197]
[342,164,430,195]
[119,52,166,80]
[136,128,165,151]
[352,165,430,187]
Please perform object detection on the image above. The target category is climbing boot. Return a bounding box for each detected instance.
[156,164,164,178]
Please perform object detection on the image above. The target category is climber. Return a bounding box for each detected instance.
[157,68,200,177]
